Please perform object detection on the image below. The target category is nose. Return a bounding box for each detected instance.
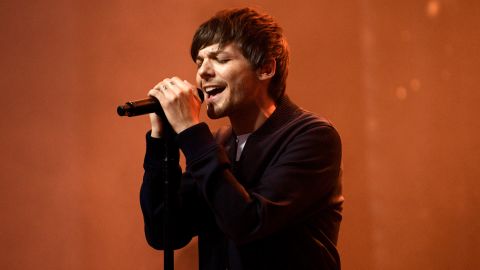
[197,59,215,81]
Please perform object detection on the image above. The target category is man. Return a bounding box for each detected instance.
[140,7,343,270]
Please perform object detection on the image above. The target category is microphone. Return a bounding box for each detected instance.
[117,88,204,117]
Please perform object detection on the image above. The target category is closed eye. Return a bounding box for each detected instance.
[216,58,230,64]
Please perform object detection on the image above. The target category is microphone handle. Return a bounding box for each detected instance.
[117,88,204,117]
[117,97,159,117]
[117,97,176,136]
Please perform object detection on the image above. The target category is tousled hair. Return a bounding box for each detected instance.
[191,8,289,103]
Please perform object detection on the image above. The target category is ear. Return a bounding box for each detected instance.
[256,58,276,81]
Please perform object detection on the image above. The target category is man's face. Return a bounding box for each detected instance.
[195,43,261,119]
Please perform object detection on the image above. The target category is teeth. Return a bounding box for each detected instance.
[204,86,224,93]
[205,87,215,92]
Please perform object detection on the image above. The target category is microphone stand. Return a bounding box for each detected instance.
[118,97,195,270]
[160,113,175,270]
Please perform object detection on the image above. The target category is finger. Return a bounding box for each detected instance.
[153,81,168,91]
[170,77,202,102]
[182,79,195,89]
[160,79,178,100]
[165,77,186,97]
[148,89,165,104]
[182,80,204,102]
[150,83,169,104]
[170,77,190,92]
[148,88,164,99]
[154,80,178,103]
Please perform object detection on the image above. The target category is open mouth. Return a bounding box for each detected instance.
[204,86,226,97]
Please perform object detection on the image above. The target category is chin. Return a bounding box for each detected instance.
[206,107,223,119]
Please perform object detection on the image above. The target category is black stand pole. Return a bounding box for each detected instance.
[163,141,174,270]
[161,117,176,270]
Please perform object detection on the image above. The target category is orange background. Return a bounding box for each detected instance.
[1,0,479,269]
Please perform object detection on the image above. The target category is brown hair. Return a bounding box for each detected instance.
[191,8,290,103]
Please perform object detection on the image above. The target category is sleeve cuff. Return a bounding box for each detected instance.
[144,130,180,168]
[176,123,217,164]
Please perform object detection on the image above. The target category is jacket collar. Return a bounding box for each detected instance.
[215,95,299,146]
[248,95,299,138]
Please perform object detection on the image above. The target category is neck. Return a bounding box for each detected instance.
[229,97,276,135]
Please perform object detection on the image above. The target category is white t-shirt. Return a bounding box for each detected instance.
[235,133,251,161]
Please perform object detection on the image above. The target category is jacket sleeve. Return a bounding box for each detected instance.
[177,122,343,245]
[140,131,200,250]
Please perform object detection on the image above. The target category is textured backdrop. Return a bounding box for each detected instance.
[1,0,479,269]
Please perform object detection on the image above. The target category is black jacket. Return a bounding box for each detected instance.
[140,96,343,270]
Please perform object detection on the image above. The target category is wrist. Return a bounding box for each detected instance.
[174,120,200,134]
[151,128,162,138]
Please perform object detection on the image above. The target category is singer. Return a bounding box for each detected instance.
[140,8,343,270]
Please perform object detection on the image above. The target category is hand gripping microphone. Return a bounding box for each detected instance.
[117,88,204,117]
